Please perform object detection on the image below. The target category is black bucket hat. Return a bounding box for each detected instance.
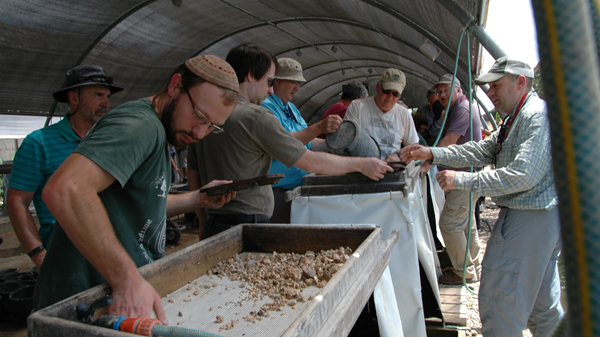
[52,65,124,103]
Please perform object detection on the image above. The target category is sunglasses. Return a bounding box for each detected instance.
[186,92,224,134]
[266,75,277,87]
[382,89,400,97]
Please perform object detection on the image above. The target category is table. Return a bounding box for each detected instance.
[291,177,442,337]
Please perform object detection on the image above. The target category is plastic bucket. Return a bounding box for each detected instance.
[1,271,32,283]
[0,268,18,283]
[17,273,36,286]
[326,120,381,158]
[9,285,35,325]
[0,281,27,321]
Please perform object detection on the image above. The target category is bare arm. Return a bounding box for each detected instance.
[294,150,393,180]
[291,115,342,145]
[436,132,461,148]
[410,132,460,172]
[399,144,433,162]
[170,156,179,173]
[309,138,329,152]
[166,180,234,218]
[5,188,46,268]
[42,153,166,323]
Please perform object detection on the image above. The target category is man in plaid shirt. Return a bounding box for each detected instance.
[400,57,563,336]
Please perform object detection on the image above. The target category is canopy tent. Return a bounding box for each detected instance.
[0,0,487,136]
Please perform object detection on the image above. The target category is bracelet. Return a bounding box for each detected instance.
[28,245,46,257]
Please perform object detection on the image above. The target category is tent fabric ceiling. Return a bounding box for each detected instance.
[0,0,482,122]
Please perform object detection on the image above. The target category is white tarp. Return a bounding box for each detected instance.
[291,180,442,337]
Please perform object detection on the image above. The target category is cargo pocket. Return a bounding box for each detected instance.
[440,203,469,226]
[481,254,521,303]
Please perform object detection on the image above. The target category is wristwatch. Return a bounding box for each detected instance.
[28,245,46,257]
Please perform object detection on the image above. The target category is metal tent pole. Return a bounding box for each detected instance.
[435,0,506,59]
[473,91,498,130]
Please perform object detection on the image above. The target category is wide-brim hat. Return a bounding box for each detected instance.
[275,57,306,82]
[53,65,123,103]
[474,56,534,85]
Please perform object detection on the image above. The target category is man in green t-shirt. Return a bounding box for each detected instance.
[34,55,239,323]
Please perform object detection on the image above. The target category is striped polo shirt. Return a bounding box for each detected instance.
[9,116,82,245]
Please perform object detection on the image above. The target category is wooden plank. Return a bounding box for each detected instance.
[312,230,399,337]
[440,286,467,296]
[426,326,467,337]
[243,224,373,253]
[281,228,385,337]
[438,285,468,327]
[441,303,467,314]
[31,226,245,326]
[443,314,467,327]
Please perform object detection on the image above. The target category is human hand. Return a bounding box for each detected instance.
[384,152,400,162]
[109,275,167,324]
[420,161,434,173]
[399,144,433,162]
[436,170,457,191]
[199,180,236,209]
[319,115,342,134]
[359,158,394,180]
[175,168,180,174]
[31,249,46,269]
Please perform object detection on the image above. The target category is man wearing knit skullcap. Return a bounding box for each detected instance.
[34,55,239,323]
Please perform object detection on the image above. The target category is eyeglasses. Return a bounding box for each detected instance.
[266,75,277,87]
[186,92,224,134]
[381,89,400,97]
[436,88,452,96]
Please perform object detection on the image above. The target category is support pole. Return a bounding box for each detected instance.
[473,92,498,130]
[435,0,506,59]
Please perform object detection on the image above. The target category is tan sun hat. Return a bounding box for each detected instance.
[380,68,406,94]
[185,54,239,93]
[275,57,306,82]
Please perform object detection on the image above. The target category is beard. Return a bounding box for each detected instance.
[160,97,184,149]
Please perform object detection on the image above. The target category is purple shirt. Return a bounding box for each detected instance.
[440,95,482,171]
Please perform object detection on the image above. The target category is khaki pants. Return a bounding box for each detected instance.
[480,207,563,336]
[439,189,481,279]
